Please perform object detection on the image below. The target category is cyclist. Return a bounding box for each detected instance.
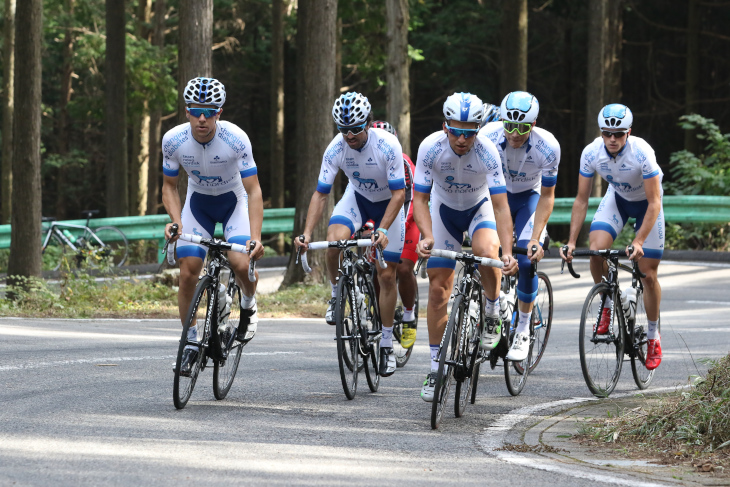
[481,102,501,126]
[162,77,265,375]
[479,91,560,361]
[560,104,664,370]
[413,92,518,401]
[293,93,406,378]
[371,120,419,349]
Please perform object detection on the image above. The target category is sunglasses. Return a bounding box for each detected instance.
[503,121,533,135]
[337,122,368,136]
[601,130,628,139]
[444,124,480,139]
[187,107,220,118]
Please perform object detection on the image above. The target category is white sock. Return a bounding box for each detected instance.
[330,282,337,298]
[484,296,499,318]
[647,320,659,340]
[515,309,530,335]
[402,307,415,322]
[381,326,393,347]
[604,295,613,311]
[430,345,439,371]
[241,293,255,309]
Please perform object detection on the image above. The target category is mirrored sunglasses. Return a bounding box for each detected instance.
[601,130,628,139]
[337,122,367,136]
[445,124,479,139]
[503,121,533,135]
[187,107,220,118]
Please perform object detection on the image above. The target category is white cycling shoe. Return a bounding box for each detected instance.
[506,332,530,361]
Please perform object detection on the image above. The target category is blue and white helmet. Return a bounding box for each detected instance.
[332,92,371,126]
[443,92,484,124]
[500,91,539,123]
[598,104,633,130]
[183,77,226,107]
[482,103,501,126]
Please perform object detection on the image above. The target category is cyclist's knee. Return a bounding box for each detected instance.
[428,284,450,307]
[471,237,499,259]
[378,264,397,284]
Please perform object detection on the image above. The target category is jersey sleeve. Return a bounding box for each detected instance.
[636,143,661,179]
[480,138,506,195]
[539,136,561,188]
[316,136,344,194]
[385,139,406,191]
[579,142,598,178]
[236,130,257,179]
[161,129,182,177]
[414,135,442,194]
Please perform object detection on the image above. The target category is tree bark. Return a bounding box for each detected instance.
[1,0,16,224]
[604,0,623,103]
[386,0,411,156]
[130,0,151,215]
[281,0,337,287]
[8,0,42,283]
[105,0,129,217]
[585,0,606,198]
[176,0,213,204]
[147,0,166,215]
[270,0,288,253]
[499,0,528,94]
[684,0,700,155]
[55,0,75,221]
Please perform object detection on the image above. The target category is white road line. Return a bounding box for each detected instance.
[686,300,730,305]
[478,388,681,487]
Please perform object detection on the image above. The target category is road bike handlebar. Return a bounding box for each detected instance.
[560,245,646,279]
[295,236,385,274]
[430,249,504,269]
[512,244,539,278]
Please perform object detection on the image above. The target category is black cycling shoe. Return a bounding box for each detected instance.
[379,347,396,377]
[236,303,258,343]
[179,345,199,377]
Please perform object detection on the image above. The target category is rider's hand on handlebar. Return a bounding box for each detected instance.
[501,254,518,276]
[247,239,265,261]
[527,239,544,263]
[559,242,575,263]
[294,234,310,252]
[417,237,434,258]
[627,241,644,261]
[165,222,181,241]
[371,230,389,250]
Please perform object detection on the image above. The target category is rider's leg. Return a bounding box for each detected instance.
[638,257,661,323]
[377,262,398,343]
[325,223,354,284]
[426,267,455,366]
[228,250,256,299]
[397,257,417,311]
[589,230,615,284]
[471,227,501,304]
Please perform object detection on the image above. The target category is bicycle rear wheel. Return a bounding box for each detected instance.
[528,271,553,372]
[363,277,381,393]
[335,278,359,399]
[92,226,129,267]
[213,282,243,400]
[455,289,480,417]
[43,233,74,271]
[631,288,658,390]
[579,283,624,398]
[504,326,532,396]
[431,294,461,429]
[173,275,213,409]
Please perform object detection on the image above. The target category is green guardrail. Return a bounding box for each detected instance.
[1,196,729,263]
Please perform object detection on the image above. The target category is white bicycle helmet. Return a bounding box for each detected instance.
[332,92,371,126]
[482,103,501,126]
[371,120,397,136]
[183,77,226,107]
[443,92,484,124]
[500,91,539,123]
[598,104,633,130]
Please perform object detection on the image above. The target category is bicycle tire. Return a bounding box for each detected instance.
[92,226,129,267]
[213,281,243,400]
[504,325,532,396]
[455,288,481,417]
[579,283,624,398]
[43,232,73,272]
[362,276,381,393]
[393,285,417,368]
[630,288,658,390]
[173,275,213,409]
[431,294,461,429]
[528,271,553,372]
[335,277,359,400]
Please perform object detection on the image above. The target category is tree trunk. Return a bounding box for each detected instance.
[8,0,42,284]
[499,0,528,94]
[55,0,75,221]
[147,0,166,215]
[177,0,213,204]
[1,0,16,224]
[386,0,411,157]
[585,0,606,198]
[684,0,700,155]
[281,0,337,287]
[130,0,151,216]
[333,17,345,204]
[604,0,623,103]
[105,0,129,217]
[270,0,288,254]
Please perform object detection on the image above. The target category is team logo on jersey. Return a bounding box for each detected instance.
[508,169,527,178]
[444,240,455,251]
[191,170,223,184]
[182,155,198,166]
[193,227,203,236]
[425,170,431,175]
[611,214,620,225]
[606,174,632,190]
[349,208,357,218]
[619,163,631,172]
[466,164,473,169]
[352,171,378,189]
[345,157,357,167]
[366,157,377,166]
[599,162,610,172]
[444,176,471,190]
[225,225,236,233]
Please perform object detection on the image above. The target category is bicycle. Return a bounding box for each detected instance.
[296,231,387,400]
[501,244,554,396]
[426,248,504,429]
[562,246,658,397]
[165,224,257,409]
[41,209,129,271]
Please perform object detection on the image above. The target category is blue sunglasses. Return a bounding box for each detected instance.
[337,122,368,136]
[445,124,479,139]
[187,107,220,118]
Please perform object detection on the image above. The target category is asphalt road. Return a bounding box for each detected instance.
[1,259,728,486]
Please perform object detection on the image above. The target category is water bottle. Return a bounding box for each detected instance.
[62,229,76,243]
[217,283,232,332]
[620,287,637,320]
[468,300,480,327]
[356,289,367,324]
[499,290,510,323]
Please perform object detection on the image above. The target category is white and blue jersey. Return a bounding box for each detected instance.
[162,121,257,260]
[581,136,665,260]
[414,131,506,270]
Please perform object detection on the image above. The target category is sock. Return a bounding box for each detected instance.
[515,309,530,335]
[381,326,393,347]
[647,319,659,340]
[430,344,440,371]
[241,293,255,310]
[187,326,197,342]
[402,307,415,322]
[484,296,499,318]
[330,282,337,298]
[604,296,613,312]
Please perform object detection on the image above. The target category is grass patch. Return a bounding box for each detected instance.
[579,354,730,474]
[257,282,330,318]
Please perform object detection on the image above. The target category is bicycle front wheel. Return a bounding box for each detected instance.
[579,283,624,398]
[92,226,129,267]
[631,289,658,390]
[455,288,480,417]
[213,282,243,400]
[173,275,213,409]
[43,232,74,272]
[528,271,553,372]
[504,327,532,396]
[335,278,359,400]
[362,277,381,393]
[431,294,461,429]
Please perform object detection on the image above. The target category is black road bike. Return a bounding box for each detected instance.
[562,246,659,397]
[166,225,257,409]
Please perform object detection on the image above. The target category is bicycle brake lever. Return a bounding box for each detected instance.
[248,240,257,282]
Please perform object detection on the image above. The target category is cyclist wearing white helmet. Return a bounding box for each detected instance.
[413,92,517,402]
[561,103,664,371]
[479,91,560,362]
[162,77,264,375]
[481,102,501,127]
[294,92,406,378]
